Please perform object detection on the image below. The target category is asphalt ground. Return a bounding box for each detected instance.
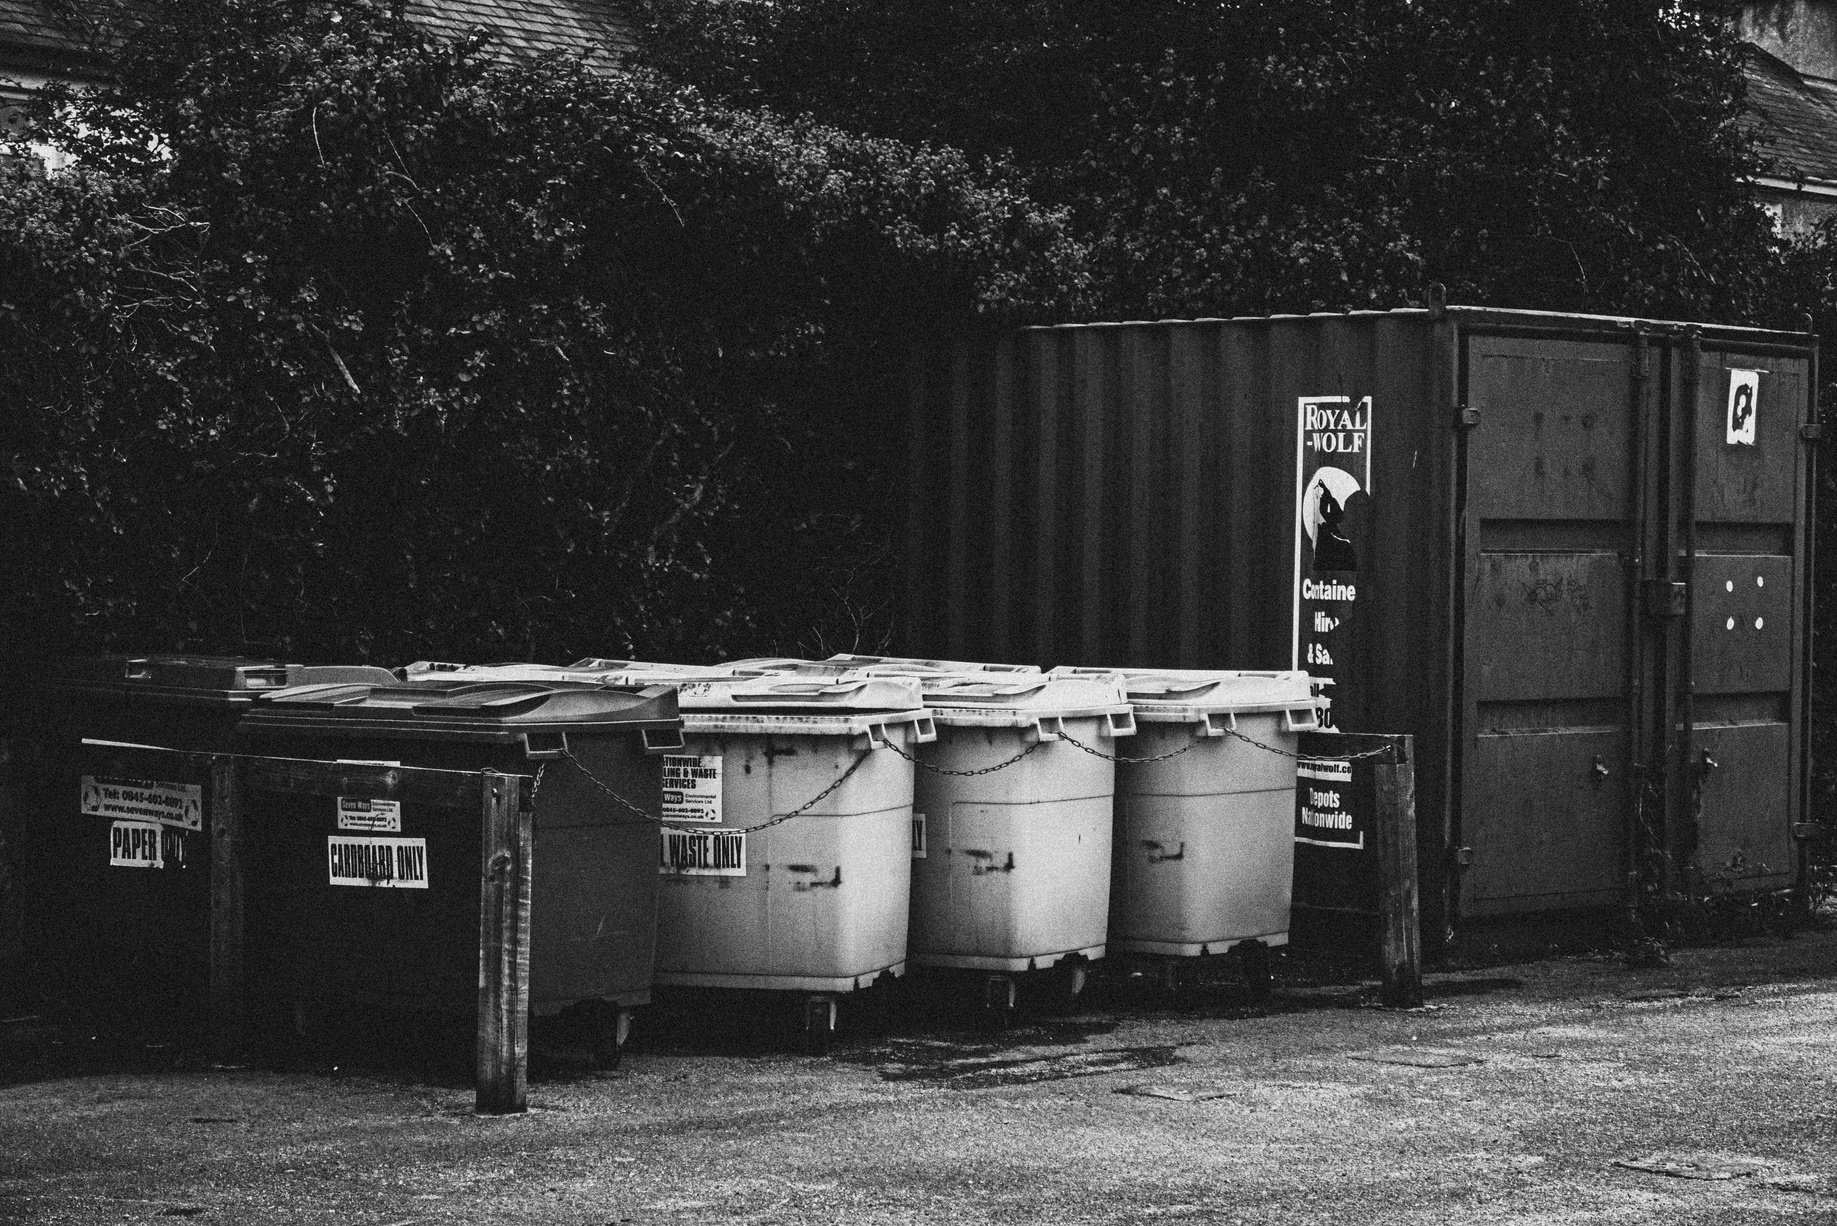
[3,931,1837,1225]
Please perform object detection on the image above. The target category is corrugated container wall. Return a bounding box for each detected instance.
[904,305,1817,940]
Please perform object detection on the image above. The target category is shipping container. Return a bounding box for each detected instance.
[904,298,1817,940]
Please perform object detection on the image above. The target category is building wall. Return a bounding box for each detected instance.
[1743,0,1837,80]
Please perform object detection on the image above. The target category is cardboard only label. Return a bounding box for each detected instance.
[661,754,722,824]
[912,811,927,859]
[82,775,202,831]
[1295,759,1362,849]
[109,820,188,868]
[327,836,429,888]
[660,828,745,876]
[337,796,403,832]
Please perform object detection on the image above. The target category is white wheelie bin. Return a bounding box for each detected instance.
[1049,668,1328,993]
[655,674,934,1050]
[901,675,1133,1018]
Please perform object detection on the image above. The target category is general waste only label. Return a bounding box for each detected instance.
[660,828,745,876]
[336,796,402,832]
[109,820,189,869]
[327,836,429,888]
[661,755,721,823]
[82,776,202,831]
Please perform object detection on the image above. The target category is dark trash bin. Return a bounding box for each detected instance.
[235,679,681,1066]
[10,655,395,1034]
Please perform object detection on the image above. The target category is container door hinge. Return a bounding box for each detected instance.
[1792,822,1824,841]
[1452,846,1474,869]
[1457,405,1481,428]
[1642,579,1687,619]
[1801,422,1823,441]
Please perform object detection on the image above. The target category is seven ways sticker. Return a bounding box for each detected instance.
[337,796,402,832]
[82,776,202,831]
[327,836,428,888]
[661,755,722,823]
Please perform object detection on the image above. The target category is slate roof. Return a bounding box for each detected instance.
[0,0,636,81]
[407,0,635,70]
[1744,42,1837,185]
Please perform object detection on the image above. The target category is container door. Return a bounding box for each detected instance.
[1675,342,1812,897]
[1458,335,1646,916]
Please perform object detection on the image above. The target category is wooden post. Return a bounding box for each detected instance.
[476,770,532,1115]
[208,753,247,1064]
[1372,736,1423,1009]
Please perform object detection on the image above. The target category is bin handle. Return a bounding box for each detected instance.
[1104,710,1137,739]
[911,715,937,744]
[1034,716,1064,742]
[520,730,569,759]
[641,726,686,752]
[1284,707,1322,733]
[1201,711,1238,738]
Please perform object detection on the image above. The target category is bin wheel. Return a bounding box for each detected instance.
[1237,941,1272,1002]
[1029,960,1088,1015]
[590,1008,633,1071]
[802,995,837,1055]
[982,975,1018,1031]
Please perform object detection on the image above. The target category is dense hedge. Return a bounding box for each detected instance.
[1,0,1086,663]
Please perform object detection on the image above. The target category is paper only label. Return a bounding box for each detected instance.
[1727,369,1760,446]
[661,755,722,824]
[912,811,928,859]
[327,836,429,888]
[337,796,403,832]
[109,820,189,868]
[1295,759,1362,849]
[660,828,745,876]
[82,775,202,831]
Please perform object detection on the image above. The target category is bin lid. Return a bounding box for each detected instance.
[239,679,680,741]
[821,654,1042,674]
[671,675,926,713]
[36,655,399,710]
[1048,667,1325,718]
[911,675,1132,723]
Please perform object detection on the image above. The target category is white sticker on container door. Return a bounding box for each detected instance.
[1727,369,1760,446]
[82,775,203,831]
[660,828,745,876]
[661,755,721,823]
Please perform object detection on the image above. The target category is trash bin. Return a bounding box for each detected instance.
[1050,667,1328,988]
[236,678,681,1065]
[815,654,1042,674]
[900,675,1133,1014]
[13,655,396,1032]
[653,674,934,1049]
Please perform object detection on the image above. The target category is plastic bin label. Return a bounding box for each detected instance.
[336,796,403,832]
[327,836,429,888]
[661,754,722,824]
[912,811,927,859]
[1295,759,1363,849]
[82,775,202,831]
[660,828,745,876]
[109,820,188,868]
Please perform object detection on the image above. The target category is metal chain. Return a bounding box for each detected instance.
[557,746,877,835]
[880,736,1046,775]
[1057,726,1398,764]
